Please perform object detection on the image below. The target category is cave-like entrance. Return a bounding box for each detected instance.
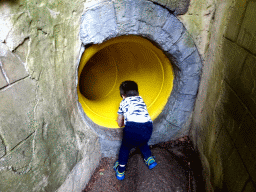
[78,0,202,156]
[78,35,174,128]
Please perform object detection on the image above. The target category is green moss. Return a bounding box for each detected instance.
[0,0,100,191]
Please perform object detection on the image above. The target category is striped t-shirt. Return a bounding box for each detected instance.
[117,96,152,125]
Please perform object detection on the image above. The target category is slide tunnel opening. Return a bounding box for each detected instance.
[78,35,174,128]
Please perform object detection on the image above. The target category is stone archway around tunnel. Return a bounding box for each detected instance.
[78,0,202,157]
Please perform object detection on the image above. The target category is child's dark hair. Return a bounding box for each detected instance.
[119,81,139,98]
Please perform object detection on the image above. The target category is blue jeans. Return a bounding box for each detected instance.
[118,121,153,165]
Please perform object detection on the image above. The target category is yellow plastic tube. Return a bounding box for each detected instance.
[78,35,174,128]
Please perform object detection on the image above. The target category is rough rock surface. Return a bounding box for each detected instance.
[0,0,101,191]
[149,0,190,15]
[190,0,256,190]
[0,0,207,191]
[177,0,217,57]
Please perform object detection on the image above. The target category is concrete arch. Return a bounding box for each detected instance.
[78,0,202,156]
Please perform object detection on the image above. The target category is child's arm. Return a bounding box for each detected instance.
[116,114,124,127]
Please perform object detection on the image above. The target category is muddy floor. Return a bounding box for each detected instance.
[83,137,205,192]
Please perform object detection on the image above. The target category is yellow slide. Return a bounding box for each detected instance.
[78,35,174,128]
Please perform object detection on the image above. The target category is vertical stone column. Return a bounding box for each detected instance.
[190,0,256,191]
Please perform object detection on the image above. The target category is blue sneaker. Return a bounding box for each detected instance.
[113,161,125,180]
[144,156,157,169]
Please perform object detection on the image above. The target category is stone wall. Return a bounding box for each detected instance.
[191,0,256,191]
[0,0,201,191]
[0,0,101,191]
[2,0,256,191]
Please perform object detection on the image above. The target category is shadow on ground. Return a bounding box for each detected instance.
[83,137,205,192]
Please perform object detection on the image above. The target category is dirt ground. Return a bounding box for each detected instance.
[83,137,205,192]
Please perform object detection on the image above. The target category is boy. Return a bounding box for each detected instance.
[114,80,157,180]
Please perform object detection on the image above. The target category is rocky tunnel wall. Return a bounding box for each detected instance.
[190,0,256,191]
[0,0,197,191]
[0,0,101,191]
[1,0,256,192]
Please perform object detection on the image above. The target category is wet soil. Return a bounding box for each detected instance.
[83,137,205,192]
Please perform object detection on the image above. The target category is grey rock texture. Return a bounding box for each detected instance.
[0,67,8,88]
[80,1,118,44]
[0,43,28,84]
[0,0,101,191]
[0,77,37,151]
[149,0,190,15]
[79,0,202,156]
[0,137,5,158]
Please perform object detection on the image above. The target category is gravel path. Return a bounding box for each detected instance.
[83,137,205,192]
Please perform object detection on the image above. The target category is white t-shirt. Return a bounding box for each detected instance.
[117,96,152,125]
